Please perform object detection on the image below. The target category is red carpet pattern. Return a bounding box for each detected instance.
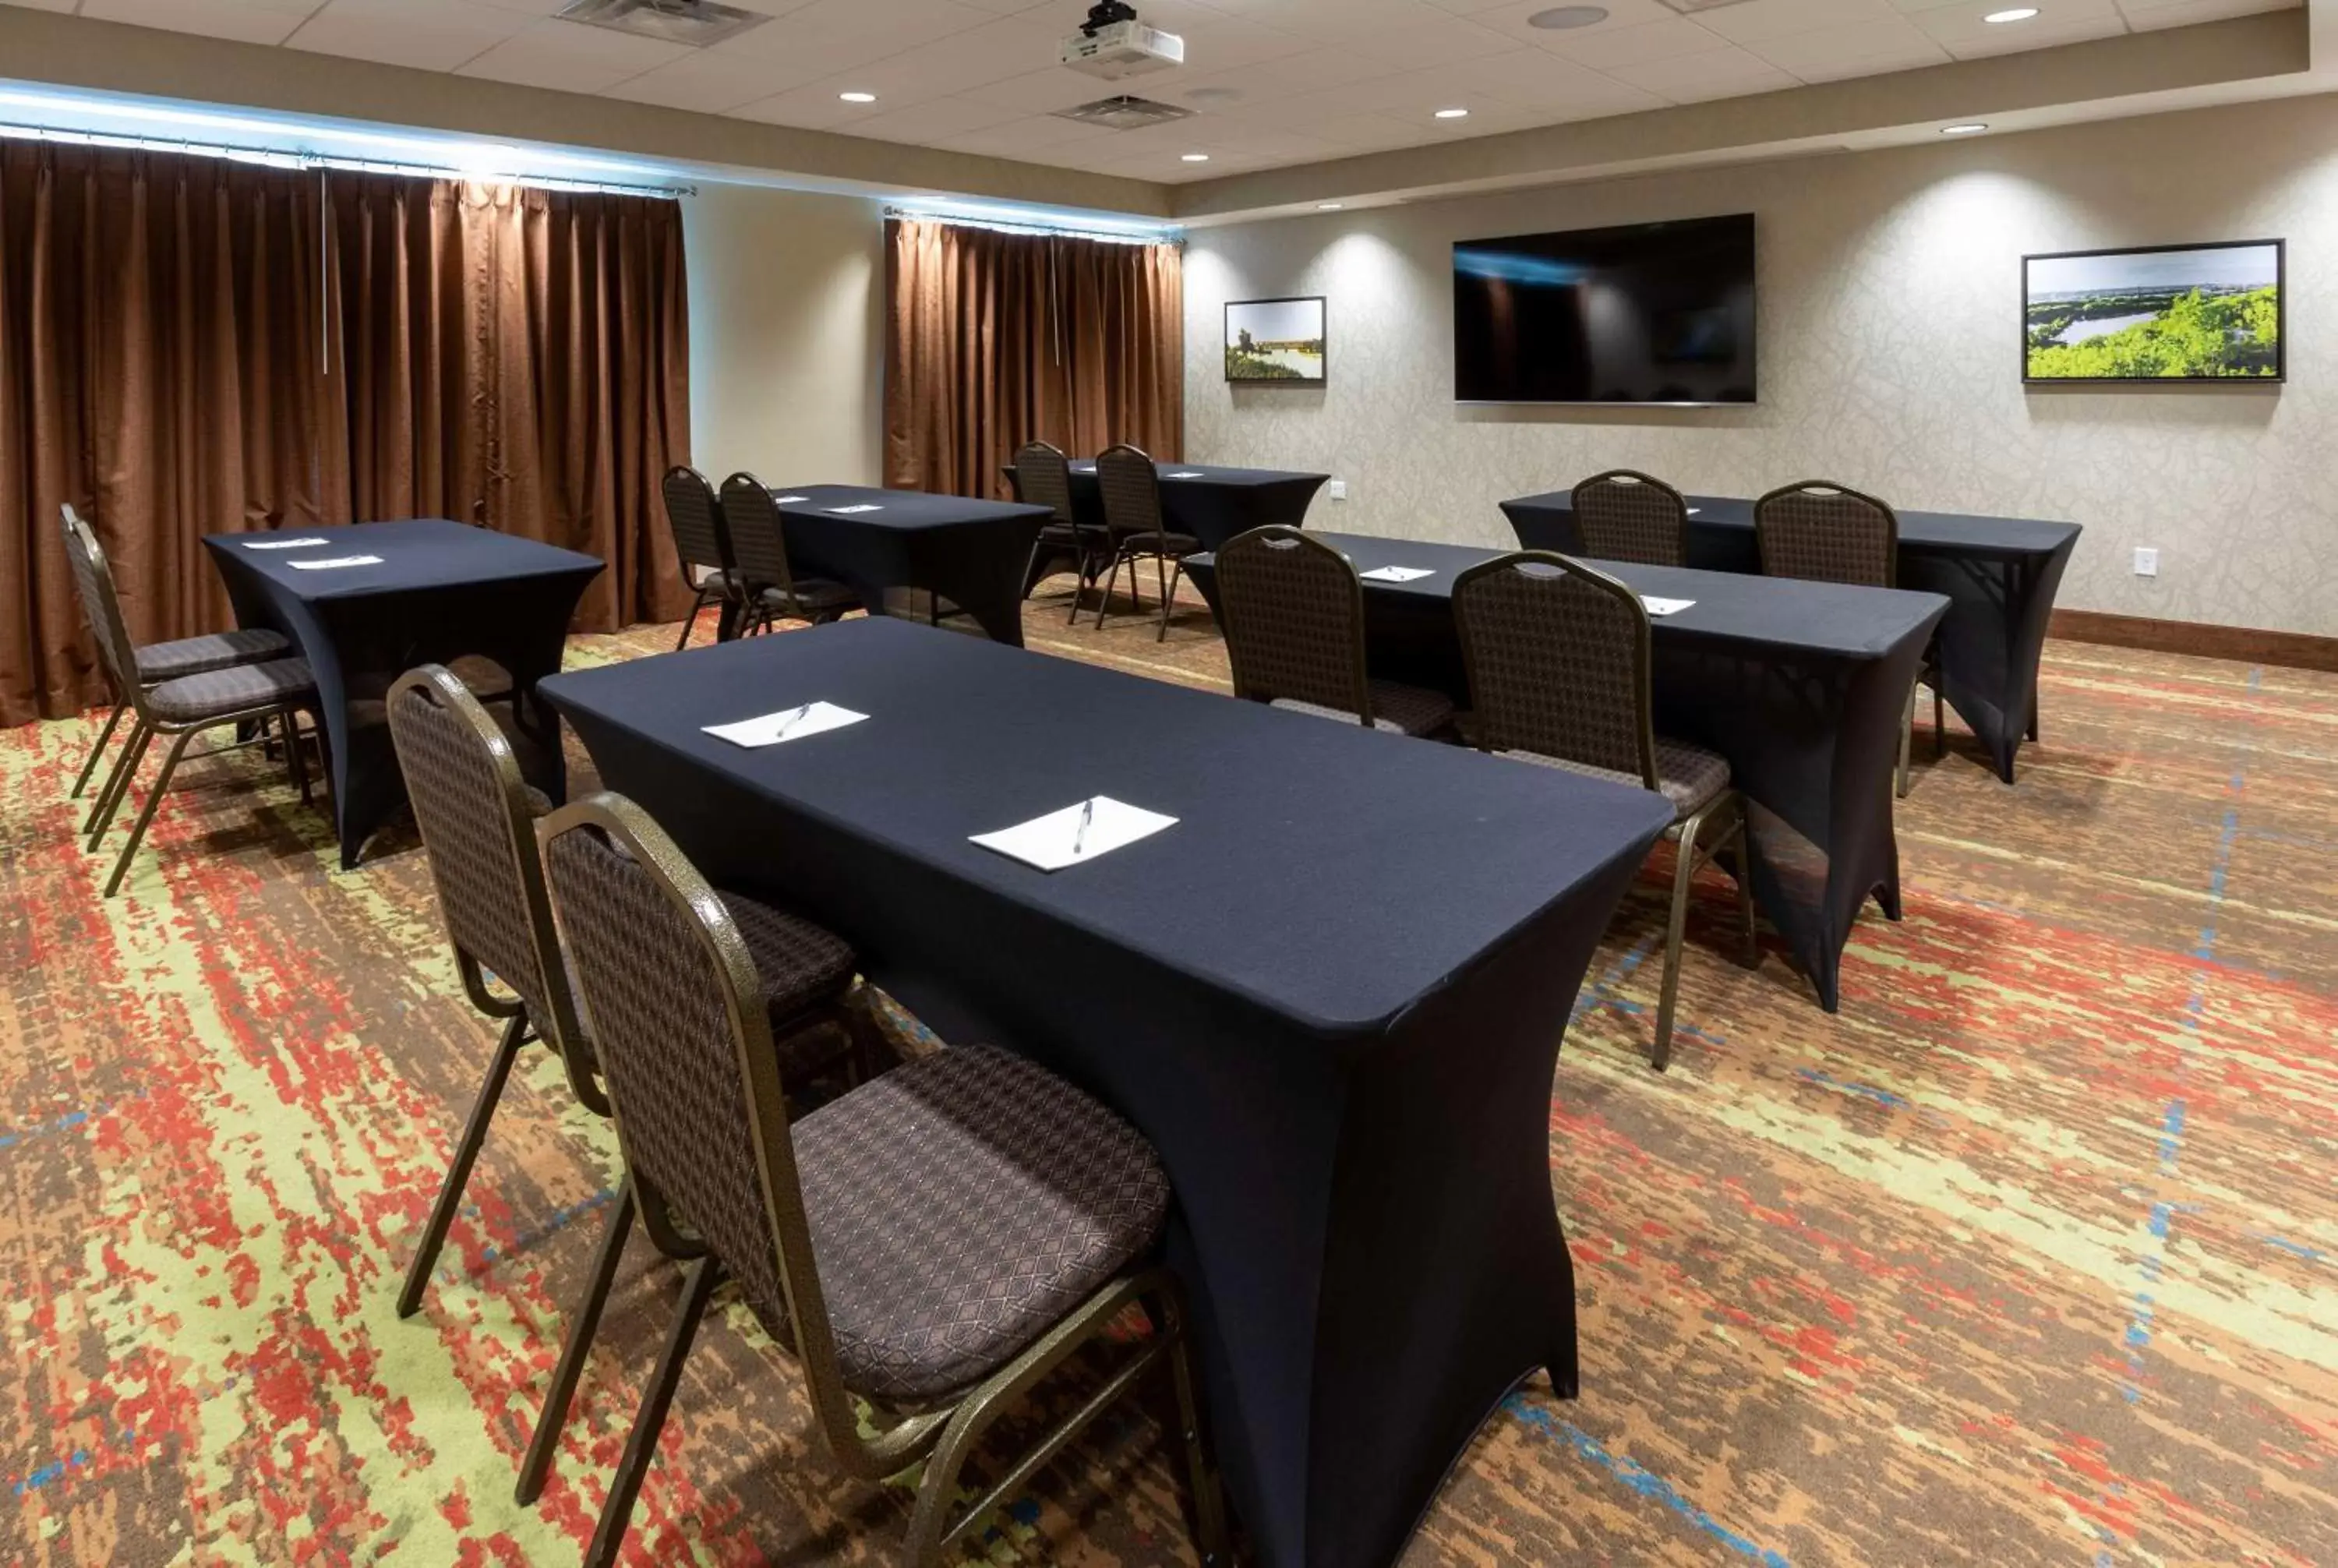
[1,585,2333,1566]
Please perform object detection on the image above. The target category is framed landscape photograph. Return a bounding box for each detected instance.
[1226,296,1326,385]
[2023,239,2284,384]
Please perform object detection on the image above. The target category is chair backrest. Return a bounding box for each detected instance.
[61,507,148,714]
[1214,525,1376,725]
[1094,443,1164,542]
[539,793,866,1456]
[1451,551,1658,789]
[1014,441,1077,528]
[1571,470,1690,567]
[661,466,733,578]
[719,473,803,600]
[387,666,602,1114]
[1754,481,1898,588]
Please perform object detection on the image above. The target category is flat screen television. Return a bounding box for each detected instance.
[2022,239,2283,384]
[1453,214,1757,405]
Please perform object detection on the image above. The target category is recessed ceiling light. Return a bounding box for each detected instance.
[1983,5,2039,17]
[1181,152,1210,162]
[838,90,877,104]
[1435,107,1471,119]
[1941,122,1989,135]
[1319,202,1344,210]
[1528,5,1610,27]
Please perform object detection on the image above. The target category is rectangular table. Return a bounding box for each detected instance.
[763,484,1051,646]
[205,520,603,870]
[1499,490,2079,782]
[539,616,1672,1568]
[1062,461,1330,549]
[1185,534,1949,1012]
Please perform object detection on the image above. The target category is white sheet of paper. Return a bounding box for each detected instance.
[702,701,867,749]
[969,796,1178,872]
[826,503,885,514]
[288,555,383,570]
[771,494,808,503]
[1165,471,1206,479]
[1360,565,1436,583]
[1686,507,1702,516]
[1641,595,1696,616]
[241,536,330,550]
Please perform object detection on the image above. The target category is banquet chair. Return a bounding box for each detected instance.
[1571,470,1693,567]
[537,793,1230,1568]
[383,667,880,1505]
[1014,440,1113,623]
[1452,551,1757,1071]
[1754,480,1943,797]
[65,513,320,899]
[1094,443,1205,641]
[1215,525,1455,737]
[717,474,864,633]
[661,468,751,650]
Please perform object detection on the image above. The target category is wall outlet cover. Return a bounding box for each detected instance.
[1329,479,1347,500]
[2134,547,2160,577]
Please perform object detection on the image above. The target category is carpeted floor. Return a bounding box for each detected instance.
[2,578,2334,1566]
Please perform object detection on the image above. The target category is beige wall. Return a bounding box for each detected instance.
[685,184,884,489]
[1183,94,2338,637]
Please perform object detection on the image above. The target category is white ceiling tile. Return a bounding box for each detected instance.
[599,50,822,112]
[457,19,694,92]
[1467,0,1715,46]
[954,65,1132,113]
[1746,15,1951,77]
[842,94,1029,142]
[285,0,539,72]
[805,16,1064,101]
[1542,16,1736,67]
[1604,42,1800,100]
[1340,13,1518,67]
[706,0,993,69]
[1915,0,2128,54]
[1693,0,1904,44]
[79,0,322,47]
[2121,0,2286,17]
[729,78,895,129]
[0,0,82,13]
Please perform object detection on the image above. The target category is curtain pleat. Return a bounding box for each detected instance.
[883,217,1182,498]
[0,142,693,727]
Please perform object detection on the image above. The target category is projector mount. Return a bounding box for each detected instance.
[1079,1,1139,37]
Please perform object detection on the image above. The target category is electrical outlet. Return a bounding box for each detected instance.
[2134,547,2159,577]
[1328,479,1348,501]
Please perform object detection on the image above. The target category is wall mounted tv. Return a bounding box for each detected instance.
[1453,214,1757,405]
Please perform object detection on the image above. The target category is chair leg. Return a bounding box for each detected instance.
[1897,683,1916,800]
[517,1175,638,1505]
[397,1012,530,1319]
[70,703,126,800]
[85,720,151,843]
[282,708,313,806]
[1933,676,1946,759]
[104,730,190,898]
[1093,553,1123,631]
[581,1254,719,1568]
[1159,1291,1231,1567]
[675,586,715,652]
[1651,811,1708,1072]
[1730,811,1758,966]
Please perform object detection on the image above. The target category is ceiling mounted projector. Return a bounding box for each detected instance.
[1061,2,1185,81]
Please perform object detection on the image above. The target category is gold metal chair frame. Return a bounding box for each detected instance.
[1453,550,1758,1071]
[539,794,1230,1568]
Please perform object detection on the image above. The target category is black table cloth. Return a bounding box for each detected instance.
[762,484,1050,646]
[539,616,1671,1568]
[1060,461,1329,549]
[1185,534,1949,1012]
[205,520,602,871]
[1499,491,2079,782]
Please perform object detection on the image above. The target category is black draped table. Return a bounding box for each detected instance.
[1063,461,1330,548]
[761,484,1049,646]
[1499,490,2078,782]
[539,616,1671,1568]
[1184,534,1948,1012]
[205,520,602,870]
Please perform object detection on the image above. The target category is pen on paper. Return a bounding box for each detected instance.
[771,703,812,742]
[1073,797,1094,856]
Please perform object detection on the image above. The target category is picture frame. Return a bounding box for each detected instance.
[2022,238,2284,386]
[1225,295,1327,386]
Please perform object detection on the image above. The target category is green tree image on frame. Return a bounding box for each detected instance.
[2026,287,2281,380]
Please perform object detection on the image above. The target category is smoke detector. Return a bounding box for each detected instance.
[556,0,772,47]
[1051,95,1196,131]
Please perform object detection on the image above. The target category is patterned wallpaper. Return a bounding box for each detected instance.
[1183,95,2338,636]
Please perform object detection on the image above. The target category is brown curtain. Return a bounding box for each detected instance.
[0,142,691,727]
[884,217,1181,499]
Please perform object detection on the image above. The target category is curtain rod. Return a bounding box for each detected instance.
[885,203,1179,246]
[0,121,692,200]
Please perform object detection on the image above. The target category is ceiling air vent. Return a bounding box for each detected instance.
[1051,96,1195,131]
[556,0,772,48]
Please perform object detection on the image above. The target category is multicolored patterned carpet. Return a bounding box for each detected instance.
[2,581,2333,1566]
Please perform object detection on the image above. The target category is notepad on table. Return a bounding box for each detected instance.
[702,701,867,749]
[970,796,1177,872]
[1165,471,1206,479]
[826,503,884,514]
[1360,565,1436,584]
[771,494,809,504]
[1686,507,1701,515]
[288,555,383,570]
[1641,596,1695,616]
[241,536,330,550]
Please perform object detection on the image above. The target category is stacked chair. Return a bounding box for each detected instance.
[1754,480,1943,796]
[1452,550,1758,1071]
[659,467,753,650]
[716,473,864,632]
[1093,443,1206,641]
[1213,524,1456,737]
[1014,440,1114,624]
[61,506,321,898]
